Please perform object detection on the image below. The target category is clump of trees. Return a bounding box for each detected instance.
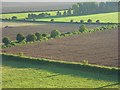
[54,2,118,17]
[51,19,54,22]
[70,19,73,23]
[79,25,87,33]
[56,11,62,16]
[51,30,61,38]
[16,34,25,43]
[11,16,17,20]
[28,13,51,19]
[35,32,43,41]
[72,2,118,16]
[80,20,84,23]
[2,24,119,48]
[2,37,11,46]
[96,20,100,24]
[56,9,72,16]
[87,19,92,23]
[26,34,37,42]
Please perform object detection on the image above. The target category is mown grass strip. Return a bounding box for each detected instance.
[1,53,119,75]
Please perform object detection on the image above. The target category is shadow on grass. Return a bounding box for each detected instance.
[96,83,119,89]
[2,55,119,82]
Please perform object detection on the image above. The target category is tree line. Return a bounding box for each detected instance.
[72,2,118,15]
[26,2,118,19]
[2,24,119,47]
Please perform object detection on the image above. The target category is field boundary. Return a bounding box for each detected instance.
[1,53,120,75]
[1,19,119,25]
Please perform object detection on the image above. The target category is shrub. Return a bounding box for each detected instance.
[2,37,11,45]
[96,20,100,24]
[42,33,47,37]
[10,42,17,46]
[43,37,48,41]
[35,32,43,40]
[16,33,25,43]
[82,60,88,65]
[80,20,84,23]
[72,31,80,34]
[51,19,54,22]
[70,19,73,23]
[12,16,17,20]
[79,24,87,33]
[26,34,37,42]
[51,30,61,38]
[87,19,92,23]
[64,32,73,36]
[61,33,66,37]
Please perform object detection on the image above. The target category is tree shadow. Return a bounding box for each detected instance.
[2,55,119,82]
[96,83,119,89]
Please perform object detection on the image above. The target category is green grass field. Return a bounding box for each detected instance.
[36,12,119,23]
[0,10,65,19]
[1,12,119,23]
[2,54,119,88]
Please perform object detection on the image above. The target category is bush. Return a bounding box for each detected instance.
[79,25,87,33]
[70,19,73,23]
[82,60,88,65]
[61,33,66,37]
[80,20,84,23]
[26,34,37,42]
[10,42,17,46]
[2,37,11,45]
[64,32,73,36]
[51,30,61,38]
[87,19,92,23]
[16,33,25,43]
[35,32,43,40]
[12,16,17,20]
[72,30,80,34]
[96,20,100,24]
[42,33,48,37]
[51,19,54,22]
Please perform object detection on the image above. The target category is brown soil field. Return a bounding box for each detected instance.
[3,29,118,67]
[1,22,42,28]
[2,22,101,40]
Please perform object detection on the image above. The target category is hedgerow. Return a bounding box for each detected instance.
[1,23,119,48]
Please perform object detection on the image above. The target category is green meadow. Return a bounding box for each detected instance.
[36,12,119,23]
[1,10,65,19]
[1,12,119,23]
[2,54,119,88]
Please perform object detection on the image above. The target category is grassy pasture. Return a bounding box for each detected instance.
[36,12,119,23]
[0,10,65,19]
[2,54,119,88]
[1,12,119,23]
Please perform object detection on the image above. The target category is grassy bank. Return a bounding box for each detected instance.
[2,53,119,88]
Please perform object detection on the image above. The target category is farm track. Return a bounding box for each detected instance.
[3,29,118,67]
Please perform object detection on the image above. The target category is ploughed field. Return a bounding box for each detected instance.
[3,29,118,67]
[2,22,102,40]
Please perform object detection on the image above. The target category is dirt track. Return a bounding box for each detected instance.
[3,29,118,67]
